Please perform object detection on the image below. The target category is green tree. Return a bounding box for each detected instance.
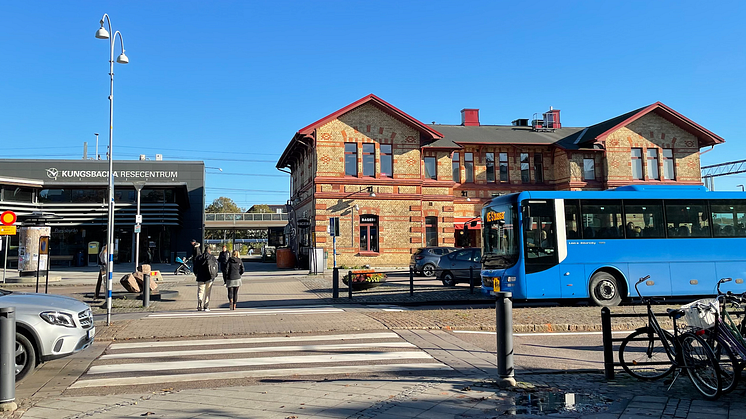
[247,204,273,213]
[205,197,244,213]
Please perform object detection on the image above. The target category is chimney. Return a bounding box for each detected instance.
[461,109,480,126]
[544,107,561,128]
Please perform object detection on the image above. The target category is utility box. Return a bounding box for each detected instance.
[309,247,325,274]
[87,241,100,266]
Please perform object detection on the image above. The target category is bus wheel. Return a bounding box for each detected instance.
[589,272,622,307]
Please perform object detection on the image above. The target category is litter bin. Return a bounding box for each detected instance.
[87,241,100,267]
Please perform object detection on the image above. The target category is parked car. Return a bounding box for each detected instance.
[435,247,481,286]
[409,247,458,277]
[0,289,95,382]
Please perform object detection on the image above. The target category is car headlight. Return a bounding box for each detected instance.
[40,311,76,328]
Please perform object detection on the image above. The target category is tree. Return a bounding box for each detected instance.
[247,204,273,213]
[206,197,244,213]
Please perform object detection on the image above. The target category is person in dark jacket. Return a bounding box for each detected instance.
[224,250,244,310]
[194,246,217,311]
[190,239,201,260]
[217,245,230,280]
[94,245,107,299]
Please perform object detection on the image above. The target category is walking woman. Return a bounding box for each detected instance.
[225,250,244,310]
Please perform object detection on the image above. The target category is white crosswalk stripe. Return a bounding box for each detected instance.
[72,332,453,389]
[147,305,344,319]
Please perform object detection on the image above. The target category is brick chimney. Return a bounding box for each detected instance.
[461,109,480,126]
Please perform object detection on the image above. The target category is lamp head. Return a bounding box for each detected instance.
[95,27,110,39]
[116,52,129,64]
[354,204,359,211]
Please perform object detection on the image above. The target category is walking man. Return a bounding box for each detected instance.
[94,245,107,299]
[194,245,218,311]
[218,245,230,281]
[190,239,201,260]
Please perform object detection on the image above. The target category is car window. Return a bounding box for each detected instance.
[454,250,472,262]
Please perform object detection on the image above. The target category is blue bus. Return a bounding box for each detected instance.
[480,185,746,306]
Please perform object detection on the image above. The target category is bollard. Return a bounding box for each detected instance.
[0,307,17,412]
[409,267,414,297]
[348,271,353,299]
[495,291,516,388]
[332,267,339,299]
[601,307,614,379]
[469,266,474,294]
[143,273,151,308]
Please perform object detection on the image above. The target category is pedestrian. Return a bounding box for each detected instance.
[248,247,254,256]
[190,239,201,261]
[218,245,230,280]
[225,250,244,310]
[95,245,107,299]
[194,245,218,311]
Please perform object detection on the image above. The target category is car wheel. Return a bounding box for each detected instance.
[442,272,456,287]
[589,271,622,307]
[15,332,36,382]
[422,264,436,277]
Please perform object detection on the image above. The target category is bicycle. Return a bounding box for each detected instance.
[618,275,723,400]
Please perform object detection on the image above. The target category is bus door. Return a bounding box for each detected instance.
[560,199,585,298]
[522,200,561,299]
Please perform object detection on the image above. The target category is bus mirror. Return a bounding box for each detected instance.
[470,220,478,227]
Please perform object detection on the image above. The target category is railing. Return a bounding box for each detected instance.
[331,266,482,299]
[205,213,288,221]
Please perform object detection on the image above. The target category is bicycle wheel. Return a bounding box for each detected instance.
[619,327,676,380]
[679,332,722,400]
[704,331,740,394]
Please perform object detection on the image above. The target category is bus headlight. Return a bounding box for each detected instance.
[506,276,516,283]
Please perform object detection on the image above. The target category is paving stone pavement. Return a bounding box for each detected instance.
[4,262,746,418]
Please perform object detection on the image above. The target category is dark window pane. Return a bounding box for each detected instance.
[362,144,375,177]
[664,201,710,238]
[486,152,495,182]
[381,144,393,177]
[4,187,34,203]
[564,200,580,239]
[581,200,623,239]
[520,153,530,183]
[535,153,543,183]
[39,189,71,203]
[499,152,508,182]
[712,201,746,237]
[623,201,665,238]
[424,157,437,180]
[345,143,357,176]
[425,216,438,246]
[464,153,474,183]
[452,152,460,183]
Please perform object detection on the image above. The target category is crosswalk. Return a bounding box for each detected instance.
[71,332,452,389]
[146,305,345,319]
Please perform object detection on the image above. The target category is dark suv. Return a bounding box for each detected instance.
[409,247,457,277]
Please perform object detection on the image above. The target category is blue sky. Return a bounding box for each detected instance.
[2,1,745,208]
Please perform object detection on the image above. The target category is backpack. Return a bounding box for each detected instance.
[207,255,219,279]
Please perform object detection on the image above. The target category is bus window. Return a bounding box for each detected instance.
[711,201,746,237]
[523,200,558,274]
[482,203,519,269]
[581,200,623,239]
[564,200,580,239]
[623,200,665,238]
[665,201,710,238]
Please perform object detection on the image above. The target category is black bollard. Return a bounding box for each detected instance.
[495,291,516,388]
[0,307,17,412]
[409,267,414,296]
[348,271,353,299]
[332,267,339,299]
[143,273,151,308]
[601,307,614,379]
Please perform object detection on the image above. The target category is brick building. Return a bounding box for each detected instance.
[276,95,723,268]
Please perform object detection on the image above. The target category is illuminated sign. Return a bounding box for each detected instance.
[485,211,505,223]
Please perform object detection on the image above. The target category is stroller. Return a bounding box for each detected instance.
[174,256,193,275]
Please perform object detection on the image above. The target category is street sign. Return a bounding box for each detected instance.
[0,226,16,235]
[297,218,311,228]
[134,224,141,233]
[136,215,143,223]
[329,217,340,237]
[39,236,49,255]
[0,211,16,226]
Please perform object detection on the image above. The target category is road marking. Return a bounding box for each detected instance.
[109,332,400,350]
[452,330,632,337]
[87,351,434,375]
[70,363,452,389]
[101,341,416,359]
[147,307,344,318]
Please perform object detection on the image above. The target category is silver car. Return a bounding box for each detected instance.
[0,289,95,382]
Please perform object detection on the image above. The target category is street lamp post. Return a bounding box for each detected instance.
[96,14,129,326]
[133,181,145,272]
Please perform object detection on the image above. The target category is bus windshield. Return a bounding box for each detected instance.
[482,202,519,269]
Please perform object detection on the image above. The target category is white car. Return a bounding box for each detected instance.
[0,289,95,382]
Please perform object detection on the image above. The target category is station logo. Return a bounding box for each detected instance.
[46,167,59,180]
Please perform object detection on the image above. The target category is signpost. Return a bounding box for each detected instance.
[37,236,50,293]
[329,217,339,268]
[0,211,16,284]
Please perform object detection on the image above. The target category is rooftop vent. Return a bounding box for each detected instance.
[461,109,480,126]
[512,119,529,127]
[532,107,561,131]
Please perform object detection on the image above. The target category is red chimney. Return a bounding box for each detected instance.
[544,107,561,128]
[461,109,480,126]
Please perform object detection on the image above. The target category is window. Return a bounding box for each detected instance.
[647,149,659,180]
[424,156,437,180]
[380,144,393,177]
[71,189,105,203]
[523,200,558,274]
[711,201,746,237]
[359,215,379,252]
[3,186,34,203]
[664,201,710,238]
[39,189,72,203]
[499,152,509,182]
[623,201,665,238]
[583,158,595,181]
[452,152,460,183]
[344,143,357,176]
[581,200,623,239]
[425,216,438,246]
[564,200,581,239]
[663,149,675,180]
[485,152,495,182]
[520,153,530,183]
[631,148,643,180]
[362,143,375,177]
[534,153,544,183]
[464,153,474,183]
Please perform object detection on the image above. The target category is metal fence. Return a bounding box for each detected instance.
[205,213,288,221]
[331,266,482,299]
